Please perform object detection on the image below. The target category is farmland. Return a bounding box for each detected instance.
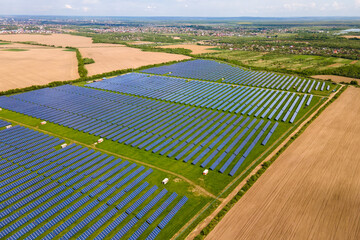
[312,75,359,83]
[0,34,191,77]
[79,47,190,76]
[201,50,360,77]
[206,86,360,240]
[158,45,219,54]
[0,34,120,48]
[0,43,78,91]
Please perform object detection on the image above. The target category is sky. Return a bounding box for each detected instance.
[1,0,360,17]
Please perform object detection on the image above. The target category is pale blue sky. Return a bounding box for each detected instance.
[1,0,360,17]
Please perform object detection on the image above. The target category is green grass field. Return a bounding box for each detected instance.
[202,50,360,75]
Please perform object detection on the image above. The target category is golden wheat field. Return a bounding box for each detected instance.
[0,34,191,77]
[0,34,120,48]
[79,46,191,76]
[0,46,78,91]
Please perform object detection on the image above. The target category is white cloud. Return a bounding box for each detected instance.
[356,0,360,7]
[332,1,344,10]
[283,2,317,11]
[82,0,99,4]
[147,5,156,9]
[65,4,72,9]
[83,7,89,12]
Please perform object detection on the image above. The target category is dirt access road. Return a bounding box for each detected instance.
[206,86,360,240]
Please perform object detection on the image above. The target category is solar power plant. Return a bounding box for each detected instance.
[87,73,311,118]
[0,59,335,239]
[0,82,310,176]
[141,60,331,94]
[0,125,188,239]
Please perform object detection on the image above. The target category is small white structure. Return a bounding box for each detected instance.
[162,178,169,185]
[0,108,2,111]
[86,81,94,84]
[41,121,47,125]
[103,77,107,80]
[203,169,209,175]
[6,125,12,129]
[61,143,68,149]
[97,138,104,143]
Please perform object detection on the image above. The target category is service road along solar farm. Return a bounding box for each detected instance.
[0,59,337,239]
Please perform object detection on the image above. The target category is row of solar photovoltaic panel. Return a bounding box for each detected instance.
[141,59,330,93]
[141,59,244,81]
[87,74,313,121]
[0,125,187,239]
[224,74,327,94]
[0,88,279,176]
[0,119,11,128]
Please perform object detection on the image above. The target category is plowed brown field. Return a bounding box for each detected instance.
[80,46,191,76]
[0,48,78,92]
[206,87,360,240]
[313,75,360,83]
[0,34,120,48]
[0,34,191,76]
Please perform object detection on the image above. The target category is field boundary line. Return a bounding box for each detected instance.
[0,116,217,199]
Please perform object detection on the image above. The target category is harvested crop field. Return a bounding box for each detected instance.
[0,34,120,48]
[343,35,360,39]
[207,87,360,240]
[313,75,359,83]
[159,44,218,54]
[0,47,78,91]
[0,42,47,49]
[0,34,191,76]
[80,46,191,76]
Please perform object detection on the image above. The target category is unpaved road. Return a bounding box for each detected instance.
[207,87,360,240]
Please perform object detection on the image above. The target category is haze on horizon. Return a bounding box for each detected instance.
[1,0,360,17]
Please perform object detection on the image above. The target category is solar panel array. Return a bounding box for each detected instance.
[0,119,11,128]
[87,73,311,120]
[0,125,187,239]
[0,85,283,176]
[141,59,330,93]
